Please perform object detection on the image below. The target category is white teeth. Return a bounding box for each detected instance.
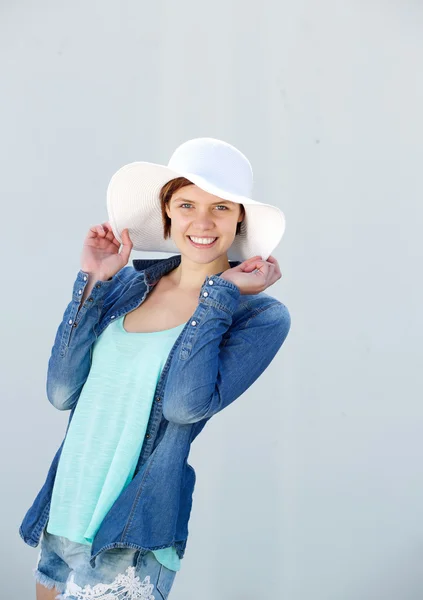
[189,236,217,245]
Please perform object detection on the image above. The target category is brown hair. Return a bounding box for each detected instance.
[159,177,245,239]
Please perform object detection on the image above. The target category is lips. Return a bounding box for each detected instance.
[187,236,218,249]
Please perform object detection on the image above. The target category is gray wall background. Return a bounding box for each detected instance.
[2,1,423,598]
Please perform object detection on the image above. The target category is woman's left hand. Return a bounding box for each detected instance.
[220,255,282,295]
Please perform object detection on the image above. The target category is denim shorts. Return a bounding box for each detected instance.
[33,527,178,599]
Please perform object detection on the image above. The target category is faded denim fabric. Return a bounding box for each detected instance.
[19,253,291,568]
[34,527,177,599]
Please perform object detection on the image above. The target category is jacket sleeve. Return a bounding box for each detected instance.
[162,275,291,425]
[46,267,129,411]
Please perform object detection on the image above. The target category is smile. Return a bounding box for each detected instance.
[187,236,218,248]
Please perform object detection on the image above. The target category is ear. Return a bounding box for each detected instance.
[237,204,245,223]
[165,201,171,219]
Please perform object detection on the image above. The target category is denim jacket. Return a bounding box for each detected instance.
[19,253,291,568]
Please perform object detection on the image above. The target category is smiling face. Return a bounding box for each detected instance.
[164,183,244,264]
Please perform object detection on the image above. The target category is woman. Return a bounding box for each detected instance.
[20,138,291,599]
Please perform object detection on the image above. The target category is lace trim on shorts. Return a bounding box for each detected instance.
[60,565,156,599]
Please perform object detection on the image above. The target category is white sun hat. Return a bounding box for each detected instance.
[106,137,286,262]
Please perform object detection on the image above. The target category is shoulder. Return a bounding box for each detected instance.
[115,264,139,284]
[99,265,143,309]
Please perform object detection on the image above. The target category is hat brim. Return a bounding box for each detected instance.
[107,161,286,261]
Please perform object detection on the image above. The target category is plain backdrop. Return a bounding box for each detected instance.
[2,1,423,598]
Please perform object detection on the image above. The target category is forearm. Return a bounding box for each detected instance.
[46,270,116,410]
[162,274,240,423]
[79,272,111,306]
[162,277,290,424]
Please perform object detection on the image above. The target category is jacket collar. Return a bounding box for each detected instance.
[132,254,241,286]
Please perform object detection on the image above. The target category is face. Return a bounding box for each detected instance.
[165,184,244,264]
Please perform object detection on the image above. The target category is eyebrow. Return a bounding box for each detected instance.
[173,197,234,205]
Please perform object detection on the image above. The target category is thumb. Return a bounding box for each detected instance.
[238,255,262,271]
[119,228,133,264]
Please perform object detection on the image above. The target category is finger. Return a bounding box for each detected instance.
[241,261,266,276]
[263,255,281,276]
[239,256,263,271]
[230,256,260,274]
[122,228,133,245]
[243,261,262,273]
[87,225,100,238]
[255,262,276,280]
[265,255,280,270]
[240,255,262,266]
[107,231,121,248]
[103,224,114,237]
[102,222,121,247]
[119,229,133,261]
[104,226,118,244]
[266,264,281,286]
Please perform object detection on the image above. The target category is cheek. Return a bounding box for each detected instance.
[170,214,190,231]
[222,216,240,234]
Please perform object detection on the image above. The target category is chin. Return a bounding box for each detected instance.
[172,235,230,262]
[178,247,230,265]
[181,252,222,265]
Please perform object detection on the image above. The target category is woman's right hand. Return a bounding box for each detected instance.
[80,222,133,281]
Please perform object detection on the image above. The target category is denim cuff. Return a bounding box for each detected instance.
[198,274,241,314]
[72,270,115,306]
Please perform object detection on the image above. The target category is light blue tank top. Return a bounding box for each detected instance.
[47,314,186,572]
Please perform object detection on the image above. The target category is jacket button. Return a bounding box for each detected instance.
[156,397,161,402]
[88,298,93,302]
[95,284,101,289]
[72,322,77,328]
[145,433,151,439]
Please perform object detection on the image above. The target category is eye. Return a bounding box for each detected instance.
[179,203,228,210]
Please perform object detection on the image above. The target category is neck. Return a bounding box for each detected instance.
[168,254,231,292]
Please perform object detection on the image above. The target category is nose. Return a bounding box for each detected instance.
[192,211,215,231]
